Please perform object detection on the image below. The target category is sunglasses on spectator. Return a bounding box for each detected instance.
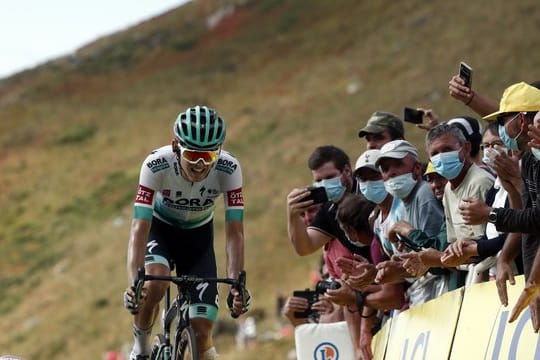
[177,144,220,165]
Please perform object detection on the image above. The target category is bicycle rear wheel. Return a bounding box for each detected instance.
[150,334,169,360]
[175,326,198,360]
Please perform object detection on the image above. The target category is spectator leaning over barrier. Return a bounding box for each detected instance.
[335,193,405,360]
[456,82,540,330]
[373,140,445,305]
[442,121,524,280]
[358,111,405,150]
[286,145,373,357]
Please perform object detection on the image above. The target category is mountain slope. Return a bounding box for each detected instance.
[1,0,540,358]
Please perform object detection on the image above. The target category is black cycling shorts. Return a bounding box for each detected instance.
[145,217,219,321]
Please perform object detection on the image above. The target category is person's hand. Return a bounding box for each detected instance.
[491,146,522,193]
[282,295,309,318]
[336,255,376,290]
[496,257,516,307]
[286,187,315,217]
[509,281,540,332]
[415,108,440,131]
[387,220,414,244]
[375,257,406,284]
[459,197,491,225]
[448,74,473,104]
[441,239,478,267]
[123,285,147,314]
[311,298,334,315]
[228,287,252,317]
[398,251,429,277]
[358,325,374,360]
[528,121,540,150]
[324,280,355,306]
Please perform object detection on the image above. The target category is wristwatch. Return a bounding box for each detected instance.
[487,209,498,224]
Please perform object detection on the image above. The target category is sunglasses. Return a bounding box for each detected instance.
[177,144,220,165]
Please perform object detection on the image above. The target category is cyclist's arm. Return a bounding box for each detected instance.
[127,218,151,285]
[225,220,244,279]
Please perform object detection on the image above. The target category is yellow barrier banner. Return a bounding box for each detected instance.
[385,288,463,360]
[372,317,391,360]
[451,275,540,359]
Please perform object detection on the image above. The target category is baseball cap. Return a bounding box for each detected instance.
[354,149,381,173]
[358,111,404,138]
[483,82,540,120]
[375,140,419,167]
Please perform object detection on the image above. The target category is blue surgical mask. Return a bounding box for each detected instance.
[532,147,540,161]
[499,124,522,151]
[482,146,508,167]
[359,180,388,204]
[315,175,346,203]
[384,172,417,199]
[430,150,464,180]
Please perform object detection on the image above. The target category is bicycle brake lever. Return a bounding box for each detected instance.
[230,270,247,319]
[132,267,146,312]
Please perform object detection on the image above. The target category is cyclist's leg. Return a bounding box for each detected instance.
[131,217,173,358]
[172,221,219,357]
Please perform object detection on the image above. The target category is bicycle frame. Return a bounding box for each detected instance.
[135,268,247,360]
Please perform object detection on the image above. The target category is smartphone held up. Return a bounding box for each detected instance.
[403,107,424,124]
[459,62,473,88]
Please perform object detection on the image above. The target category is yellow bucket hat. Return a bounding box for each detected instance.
[483,82,540,120]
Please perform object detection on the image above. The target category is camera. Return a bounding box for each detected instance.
[315,279,341,294]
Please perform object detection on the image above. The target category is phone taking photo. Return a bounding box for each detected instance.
[403,107,424,124]
[304,186,328,204]
[459,62,473,88]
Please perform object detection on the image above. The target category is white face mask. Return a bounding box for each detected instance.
[384,172,417,199]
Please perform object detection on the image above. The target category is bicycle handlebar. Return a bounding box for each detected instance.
[134,267,248,318]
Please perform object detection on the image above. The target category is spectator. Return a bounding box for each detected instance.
[335,193,405,360]
[354,149,400,258]
[456,82,540,330]
[426,123,494,244]
[448,74,499,117]
[373,140,445,302]
[286,145,372,357]
[447,116,493,175]
[424,161,447,203]
[358,112,405,150]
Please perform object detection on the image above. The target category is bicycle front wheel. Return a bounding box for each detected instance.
[150,334,169,360]
[175,326,198,360]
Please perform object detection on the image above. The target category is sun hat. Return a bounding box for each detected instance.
[483,82,540,120]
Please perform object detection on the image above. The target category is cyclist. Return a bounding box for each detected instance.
[123,105,250,360]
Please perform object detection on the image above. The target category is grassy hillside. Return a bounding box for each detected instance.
[1,0,540,358]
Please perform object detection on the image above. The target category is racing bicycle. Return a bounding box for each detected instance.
[133,267,248,360]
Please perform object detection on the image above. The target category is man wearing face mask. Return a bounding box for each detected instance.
[426,122,494,244]
[286,145,373,358]
[373,140,445,287]
[457,82,540,330]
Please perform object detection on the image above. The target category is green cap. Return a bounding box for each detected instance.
[358,111,404,138]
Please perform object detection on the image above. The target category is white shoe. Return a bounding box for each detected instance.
[129,351,149,360]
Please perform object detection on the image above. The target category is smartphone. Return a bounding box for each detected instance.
[396,234,421,252]
[293,289,319,318]
[459,62,473,88]
[305,186,328,204]
[403,107,424,124]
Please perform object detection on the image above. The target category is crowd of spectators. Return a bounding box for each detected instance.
[283,69,540,359]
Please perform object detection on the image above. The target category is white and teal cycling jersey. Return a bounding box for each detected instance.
[133,145,244,229]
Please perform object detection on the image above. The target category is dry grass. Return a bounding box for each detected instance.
[1,0,540,358]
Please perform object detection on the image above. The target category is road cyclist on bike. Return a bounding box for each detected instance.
[124,105,251,360]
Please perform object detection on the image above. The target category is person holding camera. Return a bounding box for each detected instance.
[286,145,373,358]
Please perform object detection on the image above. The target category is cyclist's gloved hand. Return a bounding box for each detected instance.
[124,286,144,314]
[227,288,252,317]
